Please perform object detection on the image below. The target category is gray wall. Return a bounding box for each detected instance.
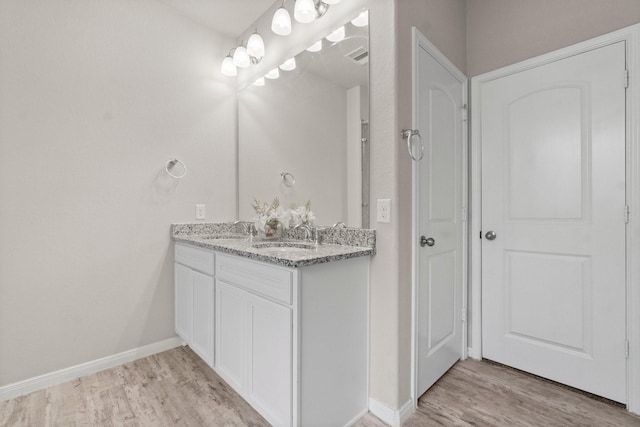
[0,0,237,387]
[467,0,640,76]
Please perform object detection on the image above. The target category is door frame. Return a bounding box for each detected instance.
[470,23,640,413]
[410,27,469,408]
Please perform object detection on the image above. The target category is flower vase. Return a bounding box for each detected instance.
[261,224,283,240]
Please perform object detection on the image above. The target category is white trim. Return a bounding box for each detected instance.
[345,408,370,427]
[470,23,640,414]
[368,398,414,427]
[624,24,640,416]
[410,27,469,407]
[0,336,183,402]
[467,347,475,359]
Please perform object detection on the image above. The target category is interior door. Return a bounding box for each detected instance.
[416,37,465,397]
[480,42,627,403]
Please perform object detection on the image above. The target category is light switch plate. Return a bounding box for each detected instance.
[195,204,206,220]
[377,199,391,223]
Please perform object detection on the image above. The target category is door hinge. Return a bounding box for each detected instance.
[480,231,482,239]
[625,205,630,224]
[462,104,468,122]
[624,69,629,89]
[626,340,630,359]
[461,308,467,323]
[461,207,468,222]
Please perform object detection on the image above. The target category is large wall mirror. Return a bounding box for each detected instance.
[238,10,370,228]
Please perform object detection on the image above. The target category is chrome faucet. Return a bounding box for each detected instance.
[293,223,312,241]
[233,220,256,236]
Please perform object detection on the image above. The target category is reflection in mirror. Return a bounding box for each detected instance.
[238,10,369,228]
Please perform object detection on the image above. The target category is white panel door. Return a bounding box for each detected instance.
[481,42,627,403]
[215,280,246,394]
[416,41,465,396]
[191,270,214,367]
[175,263,193,343]
[246,294,292,427]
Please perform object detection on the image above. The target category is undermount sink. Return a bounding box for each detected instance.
[252,242,317,253]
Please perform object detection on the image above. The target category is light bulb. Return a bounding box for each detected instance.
[253,77,265,87]
[294,0,316,23]
[326,26,345,43]
[351,10,369,27]
[271,6,292,36]
[220,55,237,77]
[306,40,322,52]
[265,68,280,79]
[233,45,250,68]
[279,57,296,71]
[323,0,341,4]
[247,32,265,59]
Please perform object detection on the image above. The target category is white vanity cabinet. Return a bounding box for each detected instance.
[215,254,294,427]
[174,242,369,427]
[174,243,215,367]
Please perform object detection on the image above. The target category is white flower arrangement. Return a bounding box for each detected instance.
[289,200,316,228]
[251,198,315,237]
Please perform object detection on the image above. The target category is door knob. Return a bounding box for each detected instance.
[420,236,435,247]
[485,231,497,241]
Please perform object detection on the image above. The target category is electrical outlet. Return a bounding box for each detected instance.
[195,204,206,220]
[377,199,391,223]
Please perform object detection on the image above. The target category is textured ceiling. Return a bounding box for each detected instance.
[157,0,277,38]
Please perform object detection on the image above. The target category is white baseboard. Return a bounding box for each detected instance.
[345,408,370,426]
[0,336,183,402]
[369,397,414,427]
[468,346,482,360]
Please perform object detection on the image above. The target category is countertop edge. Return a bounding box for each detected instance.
[174,236,374,268]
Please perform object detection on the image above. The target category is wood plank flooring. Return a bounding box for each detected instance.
[400,359,640,427]
[2,348,639,426]
[0,346,270,426]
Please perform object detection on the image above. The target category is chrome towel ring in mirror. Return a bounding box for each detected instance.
[166,159,187,179]
[281,171,295,187]
[401,129,424,161]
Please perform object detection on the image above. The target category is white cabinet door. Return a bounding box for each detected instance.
[246,293,292,427]
[175,263,193,343]
[191,270,214,367]
[215,280,247,393]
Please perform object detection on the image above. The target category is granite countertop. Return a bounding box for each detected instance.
[172,223,376,268]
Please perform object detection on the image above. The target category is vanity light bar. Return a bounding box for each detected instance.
[272,4,292,36]
[351,10,368,27]
[221,50,237,76]
[265,68,280,79]
[272,0,341,37]
[221,31,265,77]
[306,39,322,52]
[279,57,297,71]
[325,25,345,43]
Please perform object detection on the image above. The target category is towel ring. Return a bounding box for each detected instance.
[281,171,295,187]
[166,159,187,179]
[401,129,424,161]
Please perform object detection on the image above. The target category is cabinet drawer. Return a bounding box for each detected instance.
[175,243,215,275]
[216,254,293,305]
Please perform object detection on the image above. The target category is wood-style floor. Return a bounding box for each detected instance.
[2,347,639,426]
[0,346,270,426]
[402,359,640,427]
